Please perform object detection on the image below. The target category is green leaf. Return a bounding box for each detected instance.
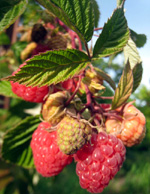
[132,62,143,93]
[93,7,129,58]
[0,32,10,45]
[92,0,100,27]
[11,41,28,63]
[112,62,133,109]
[0,80,20,98]
[124,38,142,69]
[0,99,37,132]
[130,29,147,48]
[1,115,40,168]
[0,57,12,78]
[37,0,94,42]
[0,0,28,33]
[4,49,90,87]
[94,67,116,90]
[117,0,124,7]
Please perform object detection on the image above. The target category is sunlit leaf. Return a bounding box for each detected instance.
[124,38,141,69]
[0,0,28,33]
[4,49,90,87]
[93,7,129,58]
[37,0,94,42]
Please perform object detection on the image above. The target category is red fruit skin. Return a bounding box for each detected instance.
[30,122,73,177]
[61,78,78,93]
[11,63,49,103]
[31,44,50,56]
[101,104,111,110]
[74,132,126,193]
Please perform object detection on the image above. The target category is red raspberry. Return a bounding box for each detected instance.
[30,122,73,177]
[61,78,78,93]
[11,63,49,103]
[31,44,50,56]
[74,132,126,193]
[101,104,111,110]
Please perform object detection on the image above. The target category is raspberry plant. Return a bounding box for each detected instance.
[0,0,147,193]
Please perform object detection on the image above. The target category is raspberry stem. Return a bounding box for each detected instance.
[65,73,84,106]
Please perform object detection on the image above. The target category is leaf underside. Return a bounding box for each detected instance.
[124,38,143,92]
[124,38,141,69]
[132,63,143,93]
[94,67,116,91]
[112,62,133,109]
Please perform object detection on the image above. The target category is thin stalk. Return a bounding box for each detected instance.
[93,96,114,100]
[65,73,83,106]
[103,112,123,122]
[85,42,91,59]
[94,27,103,31]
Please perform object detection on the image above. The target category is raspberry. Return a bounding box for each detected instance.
[31,44,50,56]
[61,78,78,93]
[101,104,111,110]
[47,34,67,50]
[11,63,49,103]
[74,132,126,193]
[57,116,92,155]
[106,105,146,147]
[30,122,73,177]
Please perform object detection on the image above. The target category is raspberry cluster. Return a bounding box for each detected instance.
[11,64,146,193]
[10,21,146,194]
[29,86,146,193]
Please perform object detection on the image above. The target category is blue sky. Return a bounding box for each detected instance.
[95,0,150,88]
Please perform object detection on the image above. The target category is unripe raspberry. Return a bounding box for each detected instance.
[11,63,49,103]
[30,122,73,177]
[57,116,92,155]
[74,132,126,193]
[47,34,67,50]
[42,91,69,126]
[106,105,146,147]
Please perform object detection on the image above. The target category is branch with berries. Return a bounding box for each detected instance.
[0,0,147,193]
